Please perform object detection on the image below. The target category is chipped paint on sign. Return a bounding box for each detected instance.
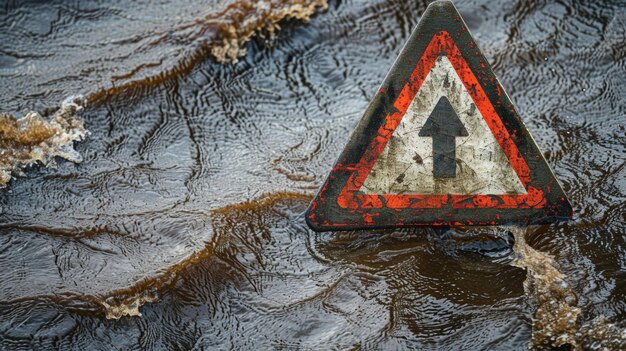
[305,0,572,231]
[361,56,526,195]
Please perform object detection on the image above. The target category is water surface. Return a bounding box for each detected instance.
[0,0,624,349]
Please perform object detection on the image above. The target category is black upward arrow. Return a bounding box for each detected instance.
[419,96,469,178]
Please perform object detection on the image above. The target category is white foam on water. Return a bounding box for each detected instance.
[0,96,89,188]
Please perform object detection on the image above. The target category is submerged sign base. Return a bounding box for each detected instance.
[306,0,572,231]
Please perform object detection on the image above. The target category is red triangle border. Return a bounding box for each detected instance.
[335,31,545,211]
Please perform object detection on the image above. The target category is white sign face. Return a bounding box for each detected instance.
[361,55,526,195]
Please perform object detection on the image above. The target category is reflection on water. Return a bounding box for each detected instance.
[0,0,624,349]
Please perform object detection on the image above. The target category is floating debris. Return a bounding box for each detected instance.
[511,227,625,350]
[210,0,329,63]
[0,96,88,188]
[101,289,160,320]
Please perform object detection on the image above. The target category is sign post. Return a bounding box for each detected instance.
[306,0,572,231]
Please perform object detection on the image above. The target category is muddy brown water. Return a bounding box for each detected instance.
[0,0,624,349]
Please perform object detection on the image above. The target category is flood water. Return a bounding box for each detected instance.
[0,0,625,349]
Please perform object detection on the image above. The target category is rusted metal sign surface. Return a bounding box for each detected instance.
[306,0,572,231]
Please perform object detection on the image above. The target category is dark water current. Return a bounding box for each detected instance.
[0,0,625,349]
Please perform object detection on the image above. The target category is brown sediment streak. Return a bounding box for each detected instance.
[0,224,127,239]
[0,96,88,188]
[211,191,311,214]
[0,192,311,319]
[510,227,625,350]
[0,2,327,188]
[87,0,328,106]
[100,192,311,319]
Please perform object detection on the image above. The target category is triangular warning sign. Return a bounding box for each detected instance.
[306,0,572,231]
